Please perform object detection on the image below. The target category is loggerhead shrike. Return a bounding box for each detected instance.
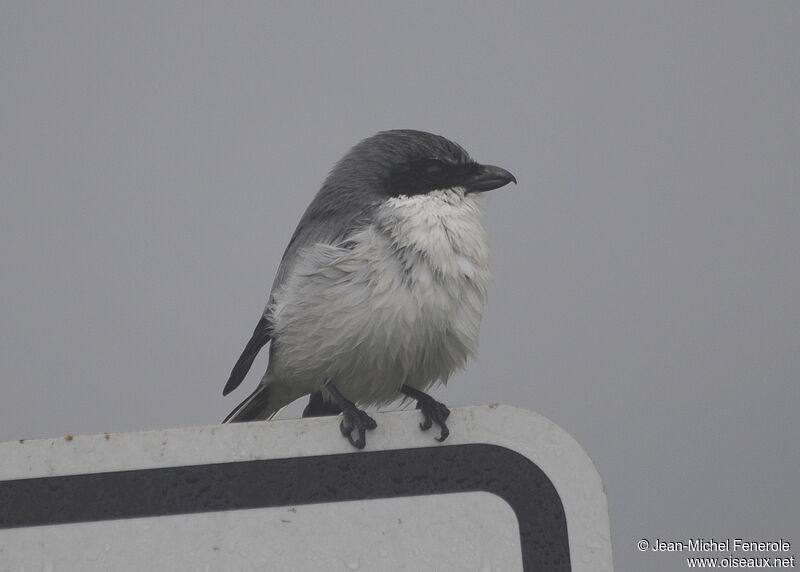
[223,130,515,449]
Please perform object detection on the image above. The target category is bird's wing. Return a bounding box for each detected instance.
[223,314,271,395]
[269,193,375,295]
[223,188,377,396]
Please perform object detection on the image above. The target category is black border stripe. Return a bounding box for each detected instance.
[0,443,570,571]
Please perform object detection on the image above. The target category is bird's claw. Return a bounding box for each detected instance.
[416,397,451,442]
[339,407,377,449]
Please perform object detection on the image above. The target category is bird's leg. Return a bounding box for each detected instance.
[302,391,342,418]
[400,385,451,442]
[324,382,377,450]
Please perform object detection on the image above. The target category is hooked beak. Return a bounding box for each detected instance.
[462,164,517,194]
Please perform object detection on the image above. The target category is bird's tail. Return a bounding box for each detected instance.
[223,384,274,423]
[223,376,300,423]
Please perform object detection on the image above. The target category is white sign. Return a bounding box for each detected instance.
[0,405,613,571]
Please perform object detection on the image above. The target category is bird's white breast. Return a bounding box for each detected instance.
[269,188,489,405]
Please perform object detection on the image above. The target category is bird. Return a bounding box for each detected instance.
[222,129,515,449]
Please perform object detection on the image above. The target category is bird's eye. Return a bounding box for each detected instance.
[422,160,447,177]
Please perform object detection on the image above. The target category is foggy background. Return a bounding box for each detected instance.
[2,2,798,570]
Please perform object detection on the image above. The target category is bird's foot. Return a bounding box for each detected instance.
[325,382,377,449]
[417,398,450,442]
[339,405,378,449]
[401,385,451,442]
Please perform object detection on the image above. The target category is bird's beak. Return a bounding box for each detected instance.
[462,164,517,194]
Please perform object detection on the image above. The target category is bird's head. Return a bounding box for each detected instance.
[326,129,516,199]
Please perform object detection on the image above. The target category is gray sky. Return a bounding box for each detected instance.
[1,2,798,570]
